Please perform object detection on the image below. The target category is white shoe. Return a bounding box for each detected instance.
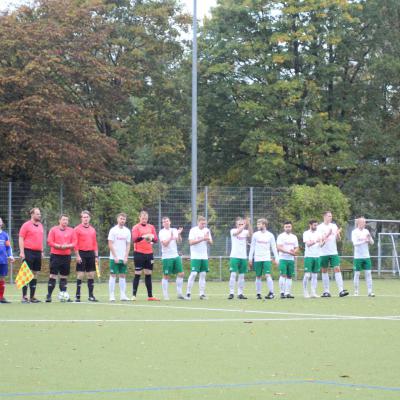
[311,293,320,298]
[304,292,310,298]
[120,295,129,301]
[131,295,137,301]
[354,291,359,297]
[368,292,375,297]
[109,295,115,302]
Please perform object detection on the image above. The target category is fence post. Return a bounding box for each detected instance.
[60,183,64,214]
[378,233,381,277]
[219,256,222,281]
[204,186,208,221]
[249,187,254,226]
[8,182,12,285]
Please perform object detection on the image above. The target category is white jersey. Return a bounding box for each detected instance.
[189,226,212,260]
[277,232,299,261]
[108,225,131,260]
[352,228,373,259]
[317,222,339,256]
[159,228,180,259]
[303,229,321,258]
[230,228,249,259]
[248,230,278,262]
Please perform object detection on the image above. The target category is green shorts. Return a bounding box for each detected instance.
[320,254,340,268]
[304,257,321,273]
[353,258,372,271]
[162,257,183,275]
[279,259,295,277]
[190,259,209,273]
[110,259,127,274]
[229,258,248,274]
[253,261,272,276]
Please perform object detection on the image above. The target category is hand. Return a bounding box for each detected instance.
[178,227,183,234]
[9,256,15,263]
[248,260,253,270]
[114,257,119,264]
[124,257,128,265]
[273,259,278,266]
[76,255,82,264]
[20,251,25,260]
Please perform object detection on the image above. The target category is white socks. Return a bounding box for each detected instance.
[109,276,116,298]
[255,277,262,294]
[162,278,169,298]
[279,276,285,294]
[267,275,274,293]
[303,272,310,294]
[311,273,318,295]
[353,270,360,294]
[354,270,373,294]
[176,276,184,296]
[186,271,197,295]
[199,271,207,296]
[322,272,330,293]
[335,271,344,292]
[119,277,127,298]
[238,274,245,295]
[284,278,292,295]
[365,270,373,294]
[229,272,237,295]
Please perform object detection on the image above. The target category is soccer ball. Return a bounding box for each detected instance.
[58,291,70,302]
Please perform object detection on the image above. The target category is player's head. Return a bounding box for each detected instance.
[117,213,127,227]
[59,214,69,228]
[356,216,366,229]
[257,218,267,231]
[80,210,91,225]
[139,211,148,225]
[197,216,207,229]
[162,216,171,229]
[30,207,41,222]
[309,219,318,231]
[323,211,332,224]
[235,217,245,228]
[283,221,292,233]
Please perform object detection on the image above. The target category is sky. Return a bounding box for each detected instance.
[0,0,218,18]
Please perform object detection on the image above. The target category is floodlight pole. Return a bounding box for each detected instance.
[191,0,198,227]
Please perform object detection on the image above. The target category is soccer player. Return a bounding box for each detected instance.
[19,207,43,303]
[317,211,349,298]
[248,218,278,300]
[74,210,99,302]
[131,210,159,301]
[352,217,375,297]
[186,216,213,300]
[108,213,131,302]
[228,217,252,300]
[159,217,184,300]
[46,215,77,302]
[276,221,299,298]
[302,219,322,298]
[0,217,14,303]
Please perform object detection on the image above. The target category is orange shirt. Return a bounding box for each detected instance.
[47,226,77,255]
[132,223,158,254]
[74,224,98,252]
[19,221,44,251]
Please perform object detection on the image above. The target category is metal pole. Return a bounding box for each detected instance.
[191,0,198,227]
[158,196,162,257]
[250,187,254,227]
[378,233,381,277]
[60,183,64,214]
[8,182,12,284]
[204,186,208,221]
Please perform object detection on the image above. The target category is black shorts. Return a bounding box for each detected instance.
[50,254,71,276]
[24,249,42,272]
[134,252,154,271]
[76,250,96,272]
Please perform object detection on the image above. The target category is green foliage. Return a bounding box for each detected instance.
[277,184,351,235]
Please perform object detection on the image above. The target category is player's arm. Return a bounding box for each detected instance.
[246,218,253,238]
[271,236,279,265]
[132,226,143,243]
[351,231,365,246]
[124,238,131,264]
[93,230,99,258]
[108,240,119,263]
[205,229,213,245]
[176,227,183,243]
[232,226,244,237]
[5,235,14,262]
[248,235,256,268]
[47,228,59,249]
[189,231,204,245]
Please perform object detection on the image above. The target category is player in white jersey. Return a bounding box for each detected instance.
[352,217,375,297]
[108,213,131,301]
[302,219,322,298]
[248,218,279,300]
[159,217,184,300]
[276,221,299,298]
[228,217,252,300]
[186,216,213,300]
[317,211,349,298]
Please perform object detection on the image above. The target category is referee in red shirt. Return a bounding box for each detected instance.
[19,208,44,303]
[131,211,159,301]
[46,214,77,302]
[74,210,99,302]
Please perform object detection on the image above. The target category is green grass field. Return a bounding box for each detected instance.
[1,279,399,400]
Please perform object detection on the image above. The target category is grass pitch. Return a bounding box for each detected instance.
[1,279,399,400]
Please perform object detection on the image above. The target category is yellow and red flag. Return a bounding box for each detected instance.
[15,261,34,289]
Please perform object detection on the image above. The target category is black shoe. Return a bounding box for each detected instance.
[0,298,11,303]
[88,296,98,302]
[30,297,41,303]
[45,295,52,303]
[321,292,331,298]
[256,294,262,300]
[75,297,81,303]
[199,294,208,300]
[339,290,349,297]
[280,293,286,299]
[228,294,234,300]
[237,294,248,300]
[286,294,295,299]
[265,292,275,300]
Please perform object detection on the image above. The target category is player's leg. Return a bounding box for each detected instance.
[237,259,248,299]
[175,258,185,299]
[199,260,209,299]
[264,262,274,299]
[0,263,9,303]
[332,255,348,297]
[254,262,263,299]
[46,255,58,302]
[84,253,97,301]
[75,251,86,302]
[311,258,320,297]
[23,249,41,302]
[119,271,129,301]
[353,259,361,296]
[278,260,287,298]
[284,261,294,298]
[320,256,331,297]
[59,256,71,296]
[186,260,200,299]
[303,258,311,298]
[228,258,238,299]
[109,260,117,301]
[161,258,170,300]
[132,252,144,300]
[363,259,374,296]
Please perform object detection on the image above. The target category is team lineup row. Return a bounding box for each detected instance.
[0,208,374,303]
